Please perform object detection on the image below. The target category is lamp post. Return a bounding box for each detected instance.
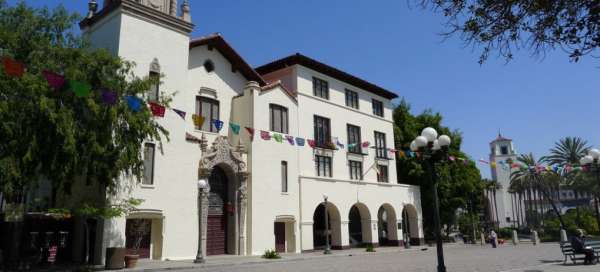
[323,194,332,254]
[195,178,209,263]
[410,127,451,272]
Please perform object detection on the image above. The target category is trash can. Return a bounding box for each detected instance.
[105,247,126,270]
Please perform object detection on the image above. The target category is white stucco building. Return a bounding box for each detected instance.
[77,0,423,262]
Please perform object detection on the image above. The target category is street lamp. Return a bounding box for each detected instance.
[410,127,451,272]
[195,178,209,263]
[323,194,332,254]
[580,148,600,190]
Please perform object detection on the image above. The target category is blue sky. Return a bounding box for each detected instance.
[10,0,600,178]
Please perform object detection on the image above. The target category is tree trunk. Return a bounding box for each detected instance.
[575,191,581,227]
[595,195,600,230]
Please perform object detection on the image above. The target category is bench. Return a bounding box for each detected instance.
[560,241,600,264]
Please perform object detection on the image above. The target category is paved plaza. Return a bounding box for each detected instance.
[126,243,600,272]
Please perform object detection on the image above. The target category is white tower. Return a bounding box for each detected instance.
[488,134,519,228]
[79,0,195,263]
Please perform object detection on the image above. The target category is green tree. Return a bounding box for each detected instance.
[0,1,170,264]
[393,98,484,238]
[543,137,591,227]
[417,0,600,63]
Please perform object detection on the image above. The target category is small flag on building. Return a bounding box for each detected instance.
[149,102,165,117]
[230,123,241,135]
[285,135,295,145]
[295,137,305,146]
[273,134,283,143]
[307,139,316,148]
[192,114,205,128]
[213,120,224,132]
[2,56,24,78]
[245,127,255,140]
[361,141,370,148]
[260,130,271,140]
[172,108,186,120]
[43,71,66,91]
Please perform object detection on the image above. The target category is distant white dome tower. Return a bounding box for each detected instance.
[488,133,520,228]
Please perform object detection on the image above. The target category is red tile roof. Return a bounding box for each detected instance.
[255,53,399,100]
[190,34,266,85]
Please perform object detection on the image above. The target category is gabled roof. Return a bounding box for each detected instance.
[255,53,399,100]
[490,133,512,144]
[190,34,266,85]
[260,81,297,102]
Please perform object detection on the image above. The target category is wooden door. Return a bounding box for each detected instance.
[274,222,286,253]
[206,167,228,255]
[125,219,152,258]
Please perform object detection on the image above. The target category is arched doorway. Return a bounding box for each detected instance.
[312,202,341,249]
[206,166,234,255]
[348,203,371,247]
[378,204,398,246]
[401,204,419,245]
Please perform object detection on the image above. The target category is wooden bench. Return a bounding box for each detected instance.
[560,241,600,264]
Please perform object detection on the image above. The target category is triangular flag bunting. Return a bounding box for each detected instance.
[101,89,118,105]
[245,127,255,140]
[273,134,283,143]
[2,56,24,78]
[285,135,295,145]
[126,96,143,112]
[192,114,205,128]
[361,141,370,148]
[213,120,224,132]
[69,80,91,97]
[334,137,344,149]
[43,70,66,91]
[307,139,316,148]
[230,123,241,135]
[295,137,305,146]
[149,102,166,117]
[172,108,186,120]
[260,130,271,140]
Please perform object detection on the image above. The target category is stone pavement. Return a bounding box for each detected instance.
[125,243,598,272]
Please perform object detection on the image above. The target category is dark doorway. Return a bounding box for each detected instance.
[207,166,229,255]
[125,219,152,259]
[378,207,389,246]
[348,206,363,247]
[312,204,329,248]
[274,222,285,253]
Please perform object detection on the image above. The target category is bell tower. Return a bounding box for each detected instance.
[488,133,519,228]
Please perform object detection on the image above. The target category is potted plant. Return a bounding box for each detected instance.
[124,219,148,268]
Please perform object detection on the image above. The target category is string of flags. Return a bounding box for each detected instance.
[478,158,590,174]
[1,55,175,117]
[1,55,488,164]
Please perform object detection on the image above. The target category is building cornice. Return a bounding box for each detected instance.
[80,0,194,35]
[299,175,418,189]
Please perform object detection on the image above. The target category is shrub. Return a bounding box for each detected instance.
[262,249,281,259]
[365,244,375,252]
[497,227,514,239]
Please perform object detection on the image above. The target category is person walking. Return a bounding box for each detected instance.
[490,230,498,248]
[571,229,596,265]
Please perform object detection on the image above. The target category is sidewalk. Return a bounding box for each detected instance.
[125,246,432,272]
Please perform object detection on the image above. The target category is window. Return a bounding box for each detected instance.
[270,104,288,134]
[204,59,215,73]
[143,143,156,185]
[372,99,384,117]
[349,160,363,180]
[506,217,511,223]
[345,89,359,109]
[314,115,331,148]
[377,165,388,183]
[147,71,160,101]
[196,96,220,132]
[500,146,509,155]
[316,155,332,177]
[347,124,362,154]
[281,161,288,193]
[374,131,387,159]
[313,77,329,99]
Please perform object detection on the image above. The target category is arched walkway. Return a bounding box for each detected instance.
[348,203,372,247]
[401,204,419,245]
[377,204,398,246]
[312,202,342,249]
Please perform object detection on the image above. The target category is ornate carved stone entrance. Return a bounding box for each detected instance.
[196,136,248,257]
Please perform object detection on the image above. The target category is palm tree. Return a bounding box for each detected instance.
[486,180,502,230]
[511,153,566,229]
[543,137,590,227]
